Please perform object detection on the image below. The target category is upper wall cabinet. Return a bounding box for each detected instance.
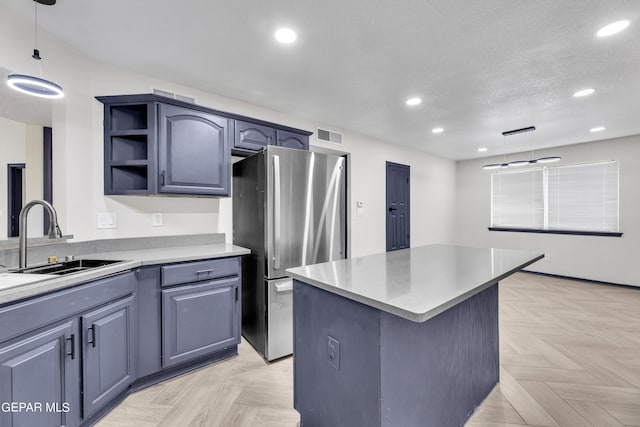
[231,120,310,157]
[98,94,312,196]
[158,104,230,196]
[276,129,309,150]
[98,94,230,197]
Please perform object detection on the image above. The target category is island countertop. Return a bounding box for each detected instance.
[287,244,543,322]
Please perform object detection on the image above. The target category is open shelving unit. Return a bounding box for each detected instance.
[103,102,155,195]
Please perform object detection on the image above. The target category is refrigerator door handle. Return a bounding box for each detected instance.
[273,154,281,270]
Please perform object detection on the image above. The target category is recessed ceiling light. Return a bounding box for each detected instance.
[573,88,595,97]
[275,28,297,44]
[432,127,444,134]
[477,147,488,152]
[590,126,606,132]
[406,97,422,106]
[597,20,630,37]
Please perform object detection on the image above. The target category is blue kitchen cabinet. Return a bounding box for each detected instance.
[100,100,157,195]
[0,320,80,427]
[137,257,242,375]
[98,94,231,197]
[0,271,137,426]
[161,278,240,368]
[98,93,312,193]
[232,120,276,156]
[82,294,137,419]
[276,129,309,150]
[158,103,230,196]
[231,120,311,157]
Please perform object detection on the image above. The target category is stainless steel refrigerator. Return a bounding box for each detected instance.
[233,146,346,361]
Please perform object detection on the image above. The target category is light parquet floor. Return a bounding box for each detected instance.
[97,273,640,427]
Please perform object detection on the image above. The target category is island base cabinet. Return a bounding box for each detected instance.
[162,278,240,368]
[293,280,499,427]
[82,294,137,419]
[0,320,80,427]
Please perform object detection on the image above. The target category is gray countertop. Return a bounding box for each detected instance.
[287,244,543,322]
[0,243,250,305]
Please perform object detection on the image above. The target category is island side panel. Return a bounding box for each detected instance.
[293,280,381,427]
[379,284,499,427]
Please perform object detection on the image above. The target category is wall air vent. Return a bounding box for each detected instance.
[316,127,343,145]
[152,88,196,104]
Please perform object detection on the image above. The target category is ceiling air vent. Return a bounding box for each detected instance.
[152,88,196,104]
[317,128,343,145]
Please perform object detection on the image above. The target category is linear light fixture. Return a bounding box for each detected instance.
[482,126,561,170]
[6,0,63,99]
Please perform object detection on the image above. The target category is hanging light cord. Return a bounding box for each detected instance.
[32,1,44,77]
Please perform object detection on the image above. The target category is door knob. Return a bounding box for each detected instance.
[388,207,397,212]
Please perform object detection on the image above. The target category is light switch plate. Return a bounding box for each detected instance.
[97,212,117,229]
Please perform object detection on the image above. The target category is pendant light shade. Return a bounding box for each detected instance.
[6,2,63,99]
[482,126,562,170]
[7,73,63,99]
[536,156,562,164]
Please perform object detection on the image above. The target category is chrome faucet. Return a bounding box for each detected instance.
[18,200,63,269]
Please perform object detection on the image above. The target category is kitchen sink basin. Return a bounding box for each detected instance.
[12,259,124,276]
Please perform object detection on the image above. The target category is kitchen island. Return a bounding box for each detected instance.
[287,244,543,427]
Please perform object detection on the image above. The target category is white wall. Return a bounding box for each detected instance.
[0,119,45,239]
[0,117,26,239]
[455,136,640,286]
[0,5,456,256]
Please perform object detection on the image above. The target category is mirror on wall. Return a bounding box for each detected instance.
[0,66,55,240]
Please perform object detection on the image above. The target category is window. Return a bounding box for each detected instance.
[491,161,619,234]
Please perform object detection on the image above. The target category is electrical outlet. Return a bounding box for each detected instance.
[327,336,340,370]
[151,213,163,227]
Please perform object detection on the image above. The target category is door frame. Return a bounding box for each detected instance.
[7,163,26,238]
[385,161,410,252]
[43,126,53,234]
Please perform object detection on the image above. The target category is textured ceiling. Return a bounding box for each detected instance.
[1,0,639,160]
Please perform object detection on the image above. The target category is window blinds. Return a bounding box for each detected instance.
[490,161,618,232]
[491,168,544,229]
[547,161,618,232]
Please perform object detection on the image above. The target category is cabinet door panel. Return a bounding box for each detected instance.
[162,278,239,368]
[158,103,230,195]
[234,120,275,153]
[276,130,309,151]
[0,320,79,427]
[82,295,137,419]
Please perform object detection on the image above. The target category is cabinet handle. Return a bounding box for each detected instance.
[87,324,96,348]
[195,268,216,275]
[235,286,239,302]
[161,170,166,186]
[66,334,75,360]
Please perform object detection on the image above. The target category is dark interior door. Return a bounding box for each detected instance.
[386,162,410,251]
[7,163,25,238]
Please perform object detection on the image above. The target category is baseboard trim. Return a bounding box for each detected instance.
[521,270,637,290]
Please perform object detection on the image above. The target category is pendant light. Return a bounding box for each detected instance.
[482,126,561,170]
[6,0,64,99]
[482,134,510,170]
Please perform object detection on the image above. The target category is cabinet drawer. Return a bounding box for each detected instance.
[161,257,239,287]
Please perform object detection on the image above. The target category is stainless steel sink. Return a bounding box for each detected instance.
[12,259,123,276]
